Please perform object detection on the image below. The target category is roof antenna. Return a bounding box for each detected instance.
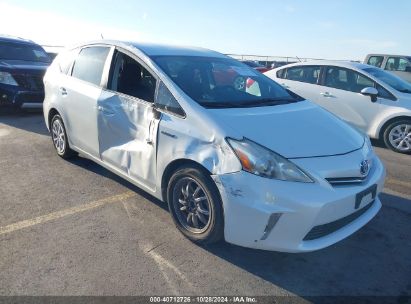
[101,33,104,39]
[296,55,302,62]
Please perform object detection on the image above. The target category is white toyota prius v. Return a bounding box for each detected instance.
[43,40,386,252]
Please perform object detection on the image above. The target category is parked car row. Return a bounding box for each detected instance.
[265,61,411,154]
[42,40,386,252]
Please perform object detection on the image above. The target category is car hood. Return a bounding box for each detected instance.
[210,100,364,158]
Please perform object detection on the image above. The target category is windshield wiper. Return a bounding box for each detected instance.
[236,98,298,106]
[201,98,298,109]
[200,102,240,108]
[398,89,411,94]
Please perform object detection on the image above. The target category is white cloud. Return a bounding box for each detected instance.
[0,3,147,47]
[142,12,148,20]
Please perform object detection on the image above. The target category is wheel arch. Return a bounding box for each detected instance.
[161,158,212,202]
[48,108,60,130]
[378,115,411,140]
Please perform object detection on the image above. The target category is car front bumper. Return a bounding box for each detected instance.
[213,153,386,252]
[0,85,44,109]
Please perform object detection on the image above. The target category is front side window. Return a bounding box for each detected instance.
[324,67,376,93]
[0,42,51,63]
[363,67,411,94]
[153,56,300,108]
[71,46,110,86]
[108,51,157,102]
[367,56,384,68]
[386,57,410,71]
[155,82,184,116]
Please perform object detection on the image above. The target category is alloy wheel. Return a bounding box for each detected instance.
[52,119,66,154]
[388,123,411,152]
[172,177,211,233]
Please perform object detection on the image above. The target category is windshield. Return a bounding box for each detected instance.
[0,42,51,63]
[363,67,411,94]
[153,56,300,108]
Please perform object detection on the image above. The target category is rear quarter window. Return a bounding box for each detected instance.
[276,69,286,79]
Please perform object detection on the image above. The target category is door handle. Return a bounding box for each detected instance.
[320,92,334,98]
[60,87,67,96]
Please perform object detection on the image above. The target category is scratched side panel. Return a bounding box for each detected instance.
[97,90,158,190]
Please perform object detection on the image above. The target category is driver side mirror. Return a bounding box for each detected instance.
[405,66,411,73]
[360,87,379,102]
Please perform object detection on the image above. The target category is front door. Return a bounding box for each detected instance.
[97,50,159,190]
[312,66,385,132]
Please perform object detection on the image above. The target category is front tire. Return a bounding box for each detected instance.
[167,165,224,244]
[383,119,411,154]
[50,114,76,159]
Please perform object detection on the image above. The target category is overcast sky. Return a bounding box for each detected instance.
[1,0,410,60]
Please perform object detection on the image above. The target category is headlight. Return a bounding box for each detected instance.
[227,138,313,183]
[0,71,18,86]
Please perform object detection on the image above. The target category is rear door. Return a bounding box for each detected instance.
[97,49,159,190]
[62,46,111,157]
[275,65,323,102]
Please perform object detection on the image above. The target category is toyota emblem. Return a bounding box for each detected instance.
[360,160,369,176]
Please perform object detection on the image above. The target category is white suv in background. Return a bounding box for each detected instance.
[266,61,411,154]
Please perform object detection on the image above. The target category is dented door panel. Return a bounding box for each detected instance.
[97,90,158,190]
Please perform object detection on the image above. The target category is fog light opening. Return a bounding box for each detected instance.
[260,213,282,240]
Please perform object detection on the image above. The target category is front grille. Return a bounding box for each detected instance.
[326,176,367,185]
[13,74,44,91]
[303,201,375,241]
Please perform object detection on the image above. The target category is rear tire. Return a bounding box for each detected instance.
[167,165,224,244]
[383,119,411,154]
[50,114,77,159]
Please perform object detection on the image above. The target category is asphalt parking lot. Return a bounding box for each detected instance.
[0,112,410,299]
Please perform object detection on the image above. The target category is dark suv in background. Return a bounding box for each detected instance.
[0,35,51,110]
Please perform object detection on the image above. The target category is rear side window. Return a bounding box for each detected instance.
[386,57,410,71]
[367,56,384,68]
[285,66,321,84]
[286,67,304,81]
[71,46,110,86]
